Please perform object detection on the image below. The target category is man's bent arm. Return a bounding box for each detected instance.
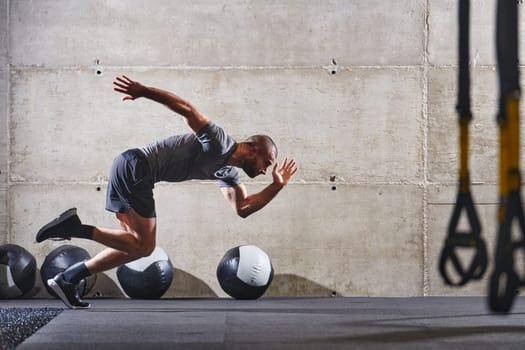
[113,75,209,133]
[142,86,209,132]
[221,183,283,219]
[221,158,297,218]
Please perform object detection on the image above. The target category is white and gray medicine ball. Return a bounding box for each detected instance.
[117,246,173,299]
[0,244,37,298]
[217,245,274,299]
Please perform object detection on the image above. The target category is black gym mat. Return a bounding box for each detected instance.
[6,297,525,350]
[0,307,62,350]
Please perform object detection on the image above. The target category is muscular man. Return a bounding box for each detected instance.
[36,75,297,308]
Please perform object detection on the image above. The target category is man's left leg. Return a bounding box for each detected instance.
[44,209,156,308]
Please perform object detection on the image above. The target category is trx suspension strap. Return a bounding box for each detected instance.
[439,0,488,286]
[489,0,525,313]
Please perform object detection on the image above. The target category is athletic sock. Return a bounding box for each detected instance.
[62,261,92,285]
[73,224,95,240]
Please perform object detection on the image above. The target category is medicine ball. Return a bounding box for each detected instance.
[217,245,274,299]
[117,246,173,299]
[40,245,96,298]
[0,244,37,298]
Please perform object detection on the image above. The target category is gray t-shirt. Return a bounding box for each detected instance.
[139,122,240,187]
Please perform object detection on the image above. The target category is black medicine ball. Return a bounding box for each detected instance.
[117,246,174,299]
[0,244,37,298]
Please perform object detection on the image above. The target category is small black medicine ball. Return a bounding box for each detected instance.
[217,245,274,299]
[0,244,37,298]
[117,246,174,299]
[40,245,96,298]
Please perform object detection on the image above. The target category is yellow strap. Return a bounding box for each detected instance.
[498,94,520,223]
[459,118,470,193]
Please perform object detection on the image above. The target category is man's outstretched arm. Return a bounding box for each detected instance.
[113,75,209,133]
[221,158,298,218]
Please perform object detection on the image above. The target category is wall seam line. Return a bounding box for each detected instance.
[422,0,431,297]
[5,0,10,244]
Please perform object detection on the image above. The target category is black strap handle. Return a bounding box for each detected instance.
[440,190,487,286]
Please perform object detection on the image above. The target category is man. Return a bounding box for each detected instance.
[36,75,297,309]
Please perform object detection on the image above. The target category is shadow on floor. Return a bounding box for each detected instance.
[23,269,336,299]
[266,273,337,297]
[307,324,525,344]
[167,268,218,297]
[88,272,124,298]
[90,271,336,299]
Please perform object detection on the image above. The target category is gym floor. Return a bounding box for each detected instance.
[1,296,525,349]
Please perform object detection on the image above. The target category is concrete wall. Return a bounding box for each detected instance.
[1,0,8,246]
[1,0,522,298]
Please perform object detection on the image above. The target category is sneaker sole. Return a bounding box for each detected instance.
[47,278,90,310]
[36,208,78,243]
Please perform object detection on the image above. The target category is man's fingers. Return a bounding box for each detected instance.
[113,75,137,101]
[279,157,288,170]
[287,162,297,176]
[115,76,127,84]
[113,81,128,90]
[121,75,133,84]
[113,75,135,86]
[283,158,296,171]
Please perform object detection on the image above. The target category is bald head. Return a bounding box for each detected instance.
[244,135,278,158]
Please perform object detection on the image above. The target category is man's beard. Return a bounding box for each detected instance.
[242,159,259,178]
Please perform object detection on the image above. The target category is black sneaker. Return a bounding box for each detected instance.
[47,273,90,309]
[36,208,81,243]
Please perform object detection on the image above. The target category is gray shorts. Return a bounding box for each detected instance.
[106,149,156,218]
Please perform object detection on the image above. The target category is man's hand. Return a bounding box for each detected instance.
[272,157,298,187]
[113,75,146,101]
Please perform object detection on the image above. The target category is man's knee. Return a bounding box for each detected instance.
[135,241,155,257]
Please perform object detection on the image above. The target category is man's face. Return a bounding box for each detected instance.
[243,149,276,178]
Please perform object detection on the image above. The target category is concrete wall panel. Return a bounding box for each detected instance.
[10,0,425,67]
[429,0,525,66]
[10,67,423,184]
[11,182,423,297]
[428,67,503,184]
